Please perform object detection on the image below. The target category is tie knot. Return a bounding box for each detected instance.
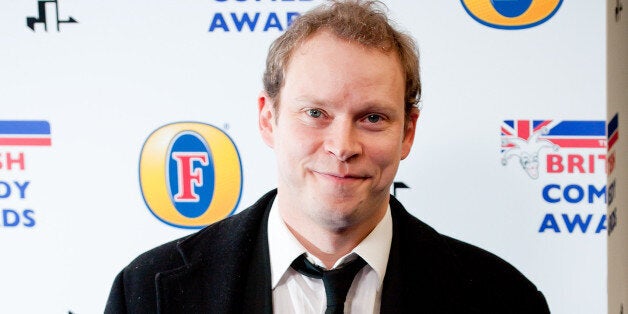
[291,254,367,314]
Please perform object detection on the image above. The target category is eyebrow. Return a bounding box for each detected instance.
[292,96,400,113]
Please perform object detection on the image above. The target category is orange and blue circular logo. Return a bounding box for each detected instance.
[461,0,563,29]
[139,122,242,229]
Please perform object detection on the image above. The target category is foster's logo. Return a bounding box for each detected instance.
[460,0,563,29]
[139,122,242,229]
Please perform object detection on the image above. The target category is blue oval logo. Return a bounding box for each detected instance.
[167,131,215,218]
[491,0,532,18]
[461,0,562,30]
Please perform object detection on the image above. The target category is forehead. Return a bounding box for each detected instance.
[286,30,403,75]
[281,31,405,107]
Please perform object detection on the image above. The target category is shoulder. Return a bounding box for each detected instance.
[389,195,535,284]
[105,190,277,312]
[440,235,539,291]
[121,189,276,278]
[442,235,549,312]
[388,196,549,313]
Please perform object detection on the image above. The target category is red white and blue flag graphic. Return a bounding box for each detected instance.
[607,114,619,151]
[0,120,52,146]
[501,120,606,150]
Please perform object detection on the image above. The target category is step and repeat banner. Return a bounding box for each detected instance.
[607,0,627,312]
[0,1,615,313]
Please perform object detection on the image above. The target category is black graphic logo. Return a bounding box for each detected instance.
[393,182,410,197]
[26,0,77,32]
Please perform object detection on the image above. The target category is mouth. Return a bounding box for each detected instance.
[312,170,370,182]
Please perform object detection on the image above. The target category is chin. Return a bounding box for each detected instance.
[315,210,360,230]
[318,193,363,209]
[315,200,364,221]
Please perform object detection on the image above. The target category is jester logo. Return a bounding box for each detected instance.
[501,120,606,179]
[501,124,557,179]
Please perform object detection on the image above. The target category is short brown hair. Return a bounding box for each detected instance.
[262,0,421,116]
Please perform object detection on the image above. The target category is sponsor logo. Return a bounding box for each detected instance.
[208,0,315,32]
[501,120,605,179]
[608,206,617,235]
[608,113,619,151]
[392,181,409,197]
[607,114,619,237]
[608,179,616,207]
[501,119,607,234]
[608,114,619,175]
[460,0,563,30]
[0,120,52,229]
[0,120,51,146]
[139,122,242,229]
[26,0,77,32]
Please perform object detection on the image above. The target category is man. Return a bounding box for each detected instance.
[106,1,550,313]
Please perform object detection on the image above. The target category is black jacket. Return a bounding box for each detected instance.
[105,190,550,313]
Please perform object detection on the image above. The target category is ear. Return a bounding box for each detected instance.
[401,107,420,160]
[258,91,276,148]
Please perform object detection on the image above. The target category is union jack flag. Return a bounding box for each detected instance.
[607,114,619,151]
[501,120,606,151]
[0,120,52,146]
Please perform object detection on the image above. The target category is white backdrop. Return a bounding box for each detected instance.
[0,1,609,313]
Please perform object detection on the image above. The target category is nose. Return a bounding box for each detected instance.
[324,119,362,162]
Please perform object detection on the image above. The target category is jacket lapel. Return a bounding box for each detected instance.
[152,191,480,313]
[154,190,277,314]
[380,196,480,314]
[241,195,273,313]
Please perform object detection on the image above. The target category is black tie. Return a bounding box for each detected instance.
[290,254,367,314]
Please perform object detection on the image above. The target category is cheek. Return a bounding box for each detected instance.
[275,124,319,160]
[369,143,401,170]
[365,134,404,179]
[375,151,401,171]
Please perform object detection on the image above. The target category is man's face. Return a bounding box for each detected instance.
[259,31,418,231]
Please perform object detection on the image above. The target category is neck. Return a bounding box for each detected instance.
[285,224,358,268]
[278,193,388,269]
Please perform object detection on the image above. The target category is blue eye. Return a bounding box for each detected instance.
[366,114,382,123]
[307,109,322,118]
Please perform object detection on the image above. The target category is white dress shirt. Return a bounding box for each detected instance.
[268,197,393,314]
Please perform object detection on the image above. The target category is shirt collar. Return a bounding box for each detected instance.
[268,196,307,288]
[267,196,393,289]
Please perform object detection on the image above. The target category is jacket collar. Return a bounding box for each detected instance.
[155,190,276,313]
[380,195,481,313]
[153,191,479,313]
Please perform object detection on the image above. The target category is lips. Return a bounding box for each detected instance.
[312,170,370,181]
